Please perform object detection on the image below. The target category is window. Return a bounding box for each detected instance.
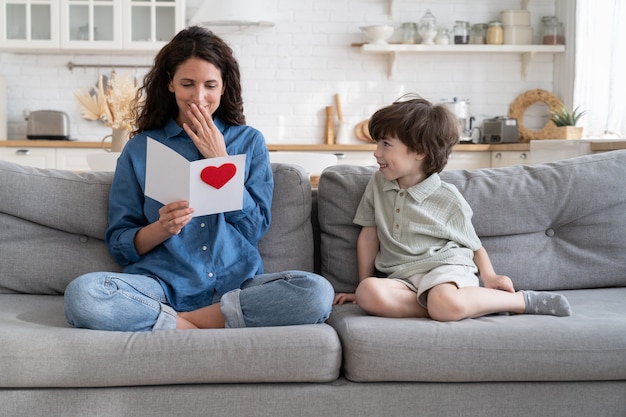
[574,0,626,138]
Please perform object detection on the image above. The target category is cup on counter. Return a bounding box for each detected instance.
[101,128,129,153]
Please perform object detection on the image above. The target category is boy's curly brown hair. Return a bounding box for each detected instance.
[368,96,460,175]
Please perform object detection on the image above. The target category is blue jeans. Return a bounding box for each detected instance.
[64,271,334,332]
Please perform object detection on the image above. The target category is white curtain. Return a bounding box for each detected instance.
[574,0,626,138]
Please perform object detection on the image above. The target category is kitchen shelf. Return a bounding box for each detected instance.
[386,0,532,16]
[356,43,565,79]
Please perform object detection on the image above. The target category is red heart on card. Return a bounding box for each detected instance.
[200,163,237,189]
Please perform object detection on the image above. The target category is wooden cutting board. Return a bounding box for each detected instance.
[355,120,373,143]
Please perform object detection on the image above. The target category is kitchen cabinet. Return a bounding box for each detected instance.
[0,140,107,170]
[8,141,620,173]
[0,146,56,168]
[490,150,529,168]
[332,151,376,167]
[0,0,60,49]
[445,151,491,171]
[55,147,95,171]
[125,0,183,50]
[60,0,123,50]
[0,0,184,52]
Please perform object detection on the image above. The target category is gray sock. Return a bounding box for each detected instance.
[521,290,572,317]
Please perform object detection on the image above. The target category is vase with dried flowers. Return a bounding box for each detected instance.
[74,71,140,152]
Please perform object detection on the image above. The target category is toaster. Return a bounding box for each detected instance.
[481,117,519,143]
[27,110,70,140]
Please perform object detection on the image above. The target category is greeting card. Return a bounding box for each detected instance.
[145,138,246,216]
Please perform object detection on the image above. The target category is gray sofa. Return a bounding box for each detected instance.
[1,150,625,417]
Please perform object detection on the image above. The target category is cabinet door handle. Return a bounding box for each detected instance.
[520,152,527,159]
[494,152,502,159]
[16,149,31,156]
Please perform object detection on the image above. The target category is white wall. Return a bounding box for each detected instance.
[0,0,560,143]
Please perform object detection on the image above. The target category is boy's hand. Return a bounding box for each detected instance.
[483,274,515,293]
[334,293,357,305]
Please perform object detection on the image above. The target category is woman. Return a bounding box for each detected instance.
[64,26,334,331]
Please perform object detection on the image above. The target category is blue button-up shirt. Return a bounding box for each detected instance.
[105,118,273,311]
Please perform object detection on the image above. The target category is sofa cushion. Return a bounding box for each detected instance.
[318,151,626,293]
[328,288,626,382]
[0,162,120,294]
[0,161,314,294]
[259,163,314,273]
[0,294,341,387]
[318,164,372,293]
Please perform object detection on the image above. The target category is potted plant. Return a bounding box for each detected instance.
[550,105,586,139]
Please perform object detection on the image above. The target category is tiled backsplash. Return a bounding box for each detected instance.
[0,0,560,143]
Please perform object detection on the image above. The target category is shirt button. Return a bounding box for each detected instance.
[202,245,208,251]
[208,272,214,278]
[395,224,399,229]
[399,192,405,197]
[396,208,400,213]
[200,223,206,228]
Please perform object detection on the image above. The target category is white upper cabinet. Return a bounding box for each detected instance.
[124,0,184,50]
[0,0,185,52]
[60,0,122,49]
[0,0,60,48]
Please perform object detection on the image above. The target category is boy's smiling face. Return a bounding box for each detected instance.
[374,135,427,189]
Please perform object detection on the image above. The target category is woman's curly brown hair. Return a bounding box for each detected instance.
[132,26,245,136]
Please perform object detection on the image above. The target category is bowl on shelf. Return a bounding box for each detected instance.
[360,25,395,45]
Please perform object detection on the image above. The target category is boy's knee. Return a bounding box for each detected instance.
[355,278,386,314]
[426,288,465,322]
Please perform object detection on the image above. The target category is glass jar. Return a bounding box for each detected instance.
[435,27,450,45]
[401,22,418,44]
[470,23,487,44]
[541,16,565,45]
[418,9,437,45]
[453,21,470,44]
[486,21,504,45]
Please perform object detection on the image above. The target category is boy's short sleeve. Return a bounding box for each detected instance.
[353,174,377,227]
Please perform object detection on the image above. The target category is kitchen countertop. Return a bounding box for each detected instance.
[2,140,530,152]
[266,143,534,152]
[2,140,625,152]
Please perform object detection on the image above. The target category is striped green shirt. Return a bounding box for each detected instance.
[353,171,481,279]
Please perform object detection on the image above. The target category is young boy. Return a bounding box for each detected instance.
[333,97,572,321]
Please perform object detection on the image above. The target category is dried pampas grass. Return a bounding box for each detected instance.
[74,71,140,131]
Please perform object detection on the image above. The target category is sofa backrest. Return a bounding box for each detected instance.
[0,160,313,295]
[317,150,626,293]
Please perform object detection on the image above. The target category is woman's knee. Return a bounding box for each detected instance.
[63,272,108,327]
[64,272,165,331]
[294,272,334,321]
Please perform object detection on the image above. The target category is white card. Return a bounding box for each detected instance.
[145,137,246,217]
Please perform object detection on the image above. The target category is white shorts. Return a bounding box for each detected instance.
[393,264,479,308]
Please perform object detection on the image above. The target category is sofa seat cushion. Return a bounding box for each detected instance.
[328,288,626,382]
[0,294,342,388]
